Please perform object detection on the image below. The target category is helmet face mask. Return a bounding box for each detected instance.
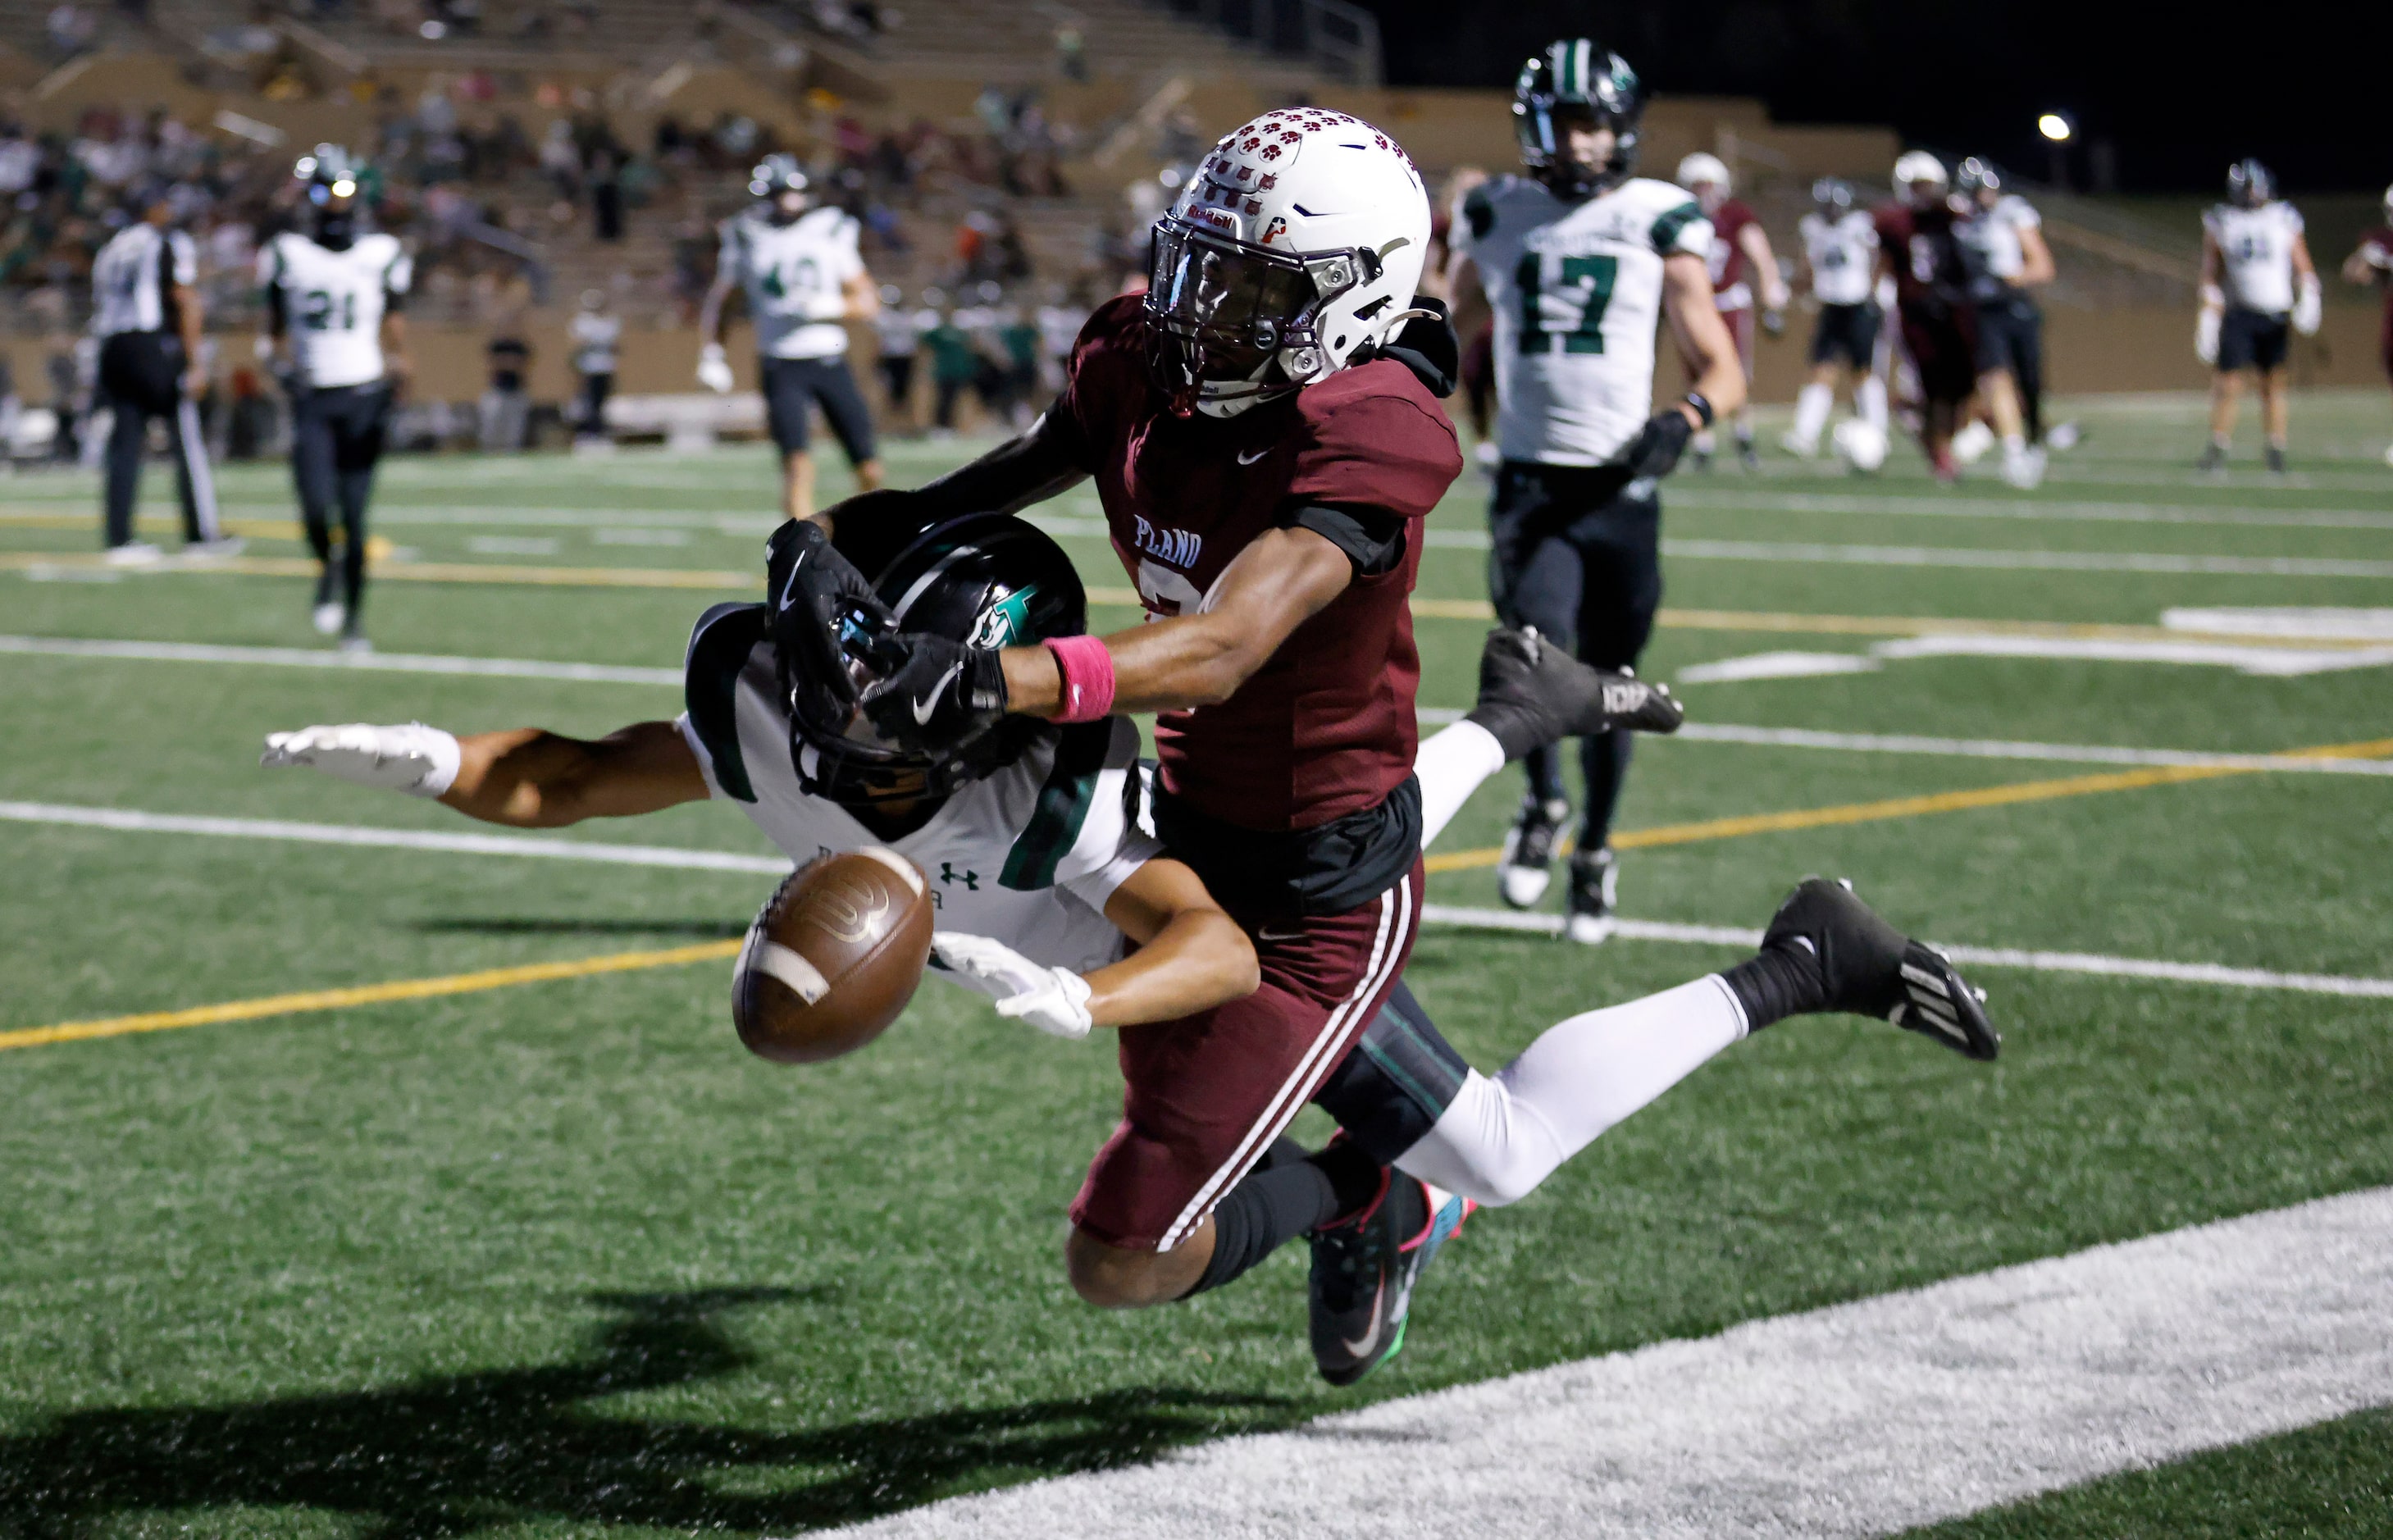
[1812,176,1855,216]
[296,144,362,248]
[1145,218,1369,412]
[750,154,812,223]
[2227,158,2273,209]
[780,515,1088,809]
[1514,39,1643,201]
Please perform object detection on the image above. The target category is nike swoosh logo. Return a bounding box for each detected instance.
[913,663,962,725]
[1340,1276,1388,1359]
[1256,926,1306,943]
[1237,447,1269,465]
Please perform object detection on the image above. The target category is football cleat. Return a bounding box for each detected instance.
[1759,878,1999,1059]
[2265,445,2287,476]
[1465,627,1684,762]
[186,536,247,561]
[2195,442,2227,473]
[1307,1169,1474,1387]
[312,603,344,636]
[103,540,162,566]
[1497,795,1570,909]
[339,633,374,655]
[2000,444,2047,490]
[1564,845,1617,944]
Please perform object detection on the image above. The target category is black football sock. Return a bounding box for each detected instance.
[1718,945,1827,1032]
[1179,1139,1386,1298]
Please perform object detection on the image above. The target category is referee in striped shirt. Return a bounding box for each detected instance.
[91,186,238,563]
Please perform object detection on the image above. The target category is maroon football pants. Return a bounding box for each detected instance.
[1069,860,1424,1251]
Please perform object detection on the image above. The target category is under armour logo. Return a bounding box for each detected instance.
[940,863,980,891]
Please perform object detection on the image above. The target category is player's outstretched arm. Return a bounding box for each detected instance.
[1661,252,1747,420]
[931,858,1258,1038]
[262,720,708,827]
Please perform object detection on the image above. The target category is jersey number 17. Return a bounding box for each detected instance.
[1517,253,1618,354]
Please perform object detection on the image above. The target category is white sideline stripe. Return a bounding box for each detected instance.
[1873,633,2393,676]
[1665,722,2393,777]
[2163,606,2393,640]
[0,801,790,873]
[827,1187,2393,1540]
[1661,539,2393,579]
[1417,904,2393,1000]
[7,800,2388,999]
[0,634,684,686]
[1666,488,2393,531]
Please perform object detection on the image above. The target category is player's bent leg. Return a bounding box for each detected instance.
[781,448,815,522]
[1064,1222,1212,1309]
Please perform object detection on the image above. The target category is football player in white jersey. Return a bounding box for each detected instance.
[1447,38,1747,944]
[1953,158,2055,489]
[256,146,413,650]
[699,155,885,523]
[1784,176,1888,460]
[2197,159,2320,474]
[263,513,1995,1383]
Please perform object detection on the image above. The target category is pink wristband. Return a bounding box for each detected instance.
[1044,634,1116,722]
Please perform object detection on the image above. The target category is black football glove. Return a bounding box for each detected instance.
[1624,408,1695,481]
[764,517,886,722]
[1465,626,1684,760]
[858,631,1010,753]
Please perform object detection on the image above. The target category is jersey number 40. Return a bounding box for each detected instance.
[760,257,824,299]
[1517,253,1618,354]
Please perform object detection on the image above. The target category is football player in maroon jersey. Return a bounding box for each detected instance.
[1875,151,1977,481]
[821,110,1481,1319]
[1677,152,1790,470]
[2341,184,2393,468]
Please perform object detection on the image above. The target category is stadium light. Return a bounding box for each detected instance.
[2038,113,2074,143]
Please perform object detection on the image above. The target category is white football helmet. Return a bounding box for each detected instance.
[2382,182,2392,226]
[1893,150,1949,207]
[1676,151,1731,207]
[1146,109,1431,417]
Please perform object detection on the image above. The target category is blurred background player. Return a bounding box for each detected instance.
[870,284,919,433]
[90,183,231,564]
[1448,39,1747,941]
[1784,176,1887,461]
[1953,157,2055,488]
[698,153,884,523]
[1876,151,1975,480]
[1675,151,1789,469]
[2196,158,2320,473]
[257,145,411,651]
[2340,184,2393,467]
[568,289,619,446]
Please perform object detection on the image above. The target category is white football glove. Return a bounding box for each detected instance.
[930,931,1094,1040]
[2292,277,2322,337]
[2195,307,2221,365]
[696,342,735,394]
[260,722,461,797]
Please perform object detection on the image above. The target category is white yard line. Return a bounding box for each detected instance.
[0,634,683,686]
[1664,722,2393,777]
[1872,632,2393,676]
[5,800,2387,998]
[1665,489,2393,531]
[1659,539,2393,579]
[825,1186,2393,1540]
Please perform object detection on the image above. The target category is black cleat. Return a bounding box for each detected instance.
[1307,1169,1473,1387]
[1497,795,1570,909]
[2195,442,2227,473]
[2265,444,2288,476]
[1759,878,1999,1059]
[1465,627,1684,761]
[1564,845,1617,945]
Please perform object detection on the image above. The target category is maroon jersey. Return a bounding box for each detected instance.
[1706,198,1758,308]
[1874,201,1971,316]
[1047,295,1461,832]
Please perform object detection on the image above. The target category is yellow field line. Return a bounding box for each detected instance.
[1423,736,2393,873]
[0,939,742,1054]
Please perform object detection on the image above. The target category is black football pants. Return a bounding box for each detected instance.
[98,330,221,549]
[292,381,391,617]
[1487,460,1663,852]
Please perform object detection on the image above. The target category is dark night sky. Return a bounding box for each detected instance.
[1350,1,2391,195]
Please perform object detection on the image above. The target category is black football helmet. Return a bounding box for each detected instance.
[2227,158,2273,209]
[296,144,363,249]
[773,514,1087,809]
[1812,176,1855,216]
[1514,39,1643,200]
[1953,157,2003,202]
[750,153,812,221]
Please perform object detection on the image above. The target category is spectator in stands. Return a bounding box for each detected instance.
[872,283,919,434]
[48,5,98,61]
[479,330,531,450]
[1055,25,1088,82]
[539,119,580,202]
[569,287,618,444]
[589,144,622,241]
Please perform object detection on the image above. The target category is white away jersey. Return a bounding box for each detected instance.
[676,604,1158,991]
[720,206,865,359]
[90,223,196,336]
[570,310,621,375]
[256,231,411,388]
[2204,201,2304,315]
[1958,194,2042,300]
[1455,174,1712,466]
[1798,208,1879,307]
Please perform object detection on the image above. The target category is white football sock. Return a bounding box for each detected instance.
[1414,720,1506,847]
[1858,376,1889,435]
[1791,382,1833,448]
[1395,976,1749,1207]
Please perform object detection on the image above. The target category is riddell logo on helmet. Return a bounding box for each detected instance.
[1194,207,1237,233]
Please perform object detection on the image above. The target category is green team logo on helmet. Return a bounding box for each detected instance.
[969,585,1042,649]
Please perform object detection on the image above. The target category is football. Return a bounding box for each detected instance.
[732,846,935,1064]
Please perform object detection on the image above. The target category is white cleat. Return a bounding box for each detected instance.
[312,603,344,636]
[1951,420,1996,466]
[1780,431,1820,459]
[103,541,163,566]
[2000,445,2047,490]
[339,633,374,655]
[185,536,247,560]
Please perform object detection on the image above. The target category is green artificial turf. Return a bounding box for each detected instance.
[1,390,2388,1537]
